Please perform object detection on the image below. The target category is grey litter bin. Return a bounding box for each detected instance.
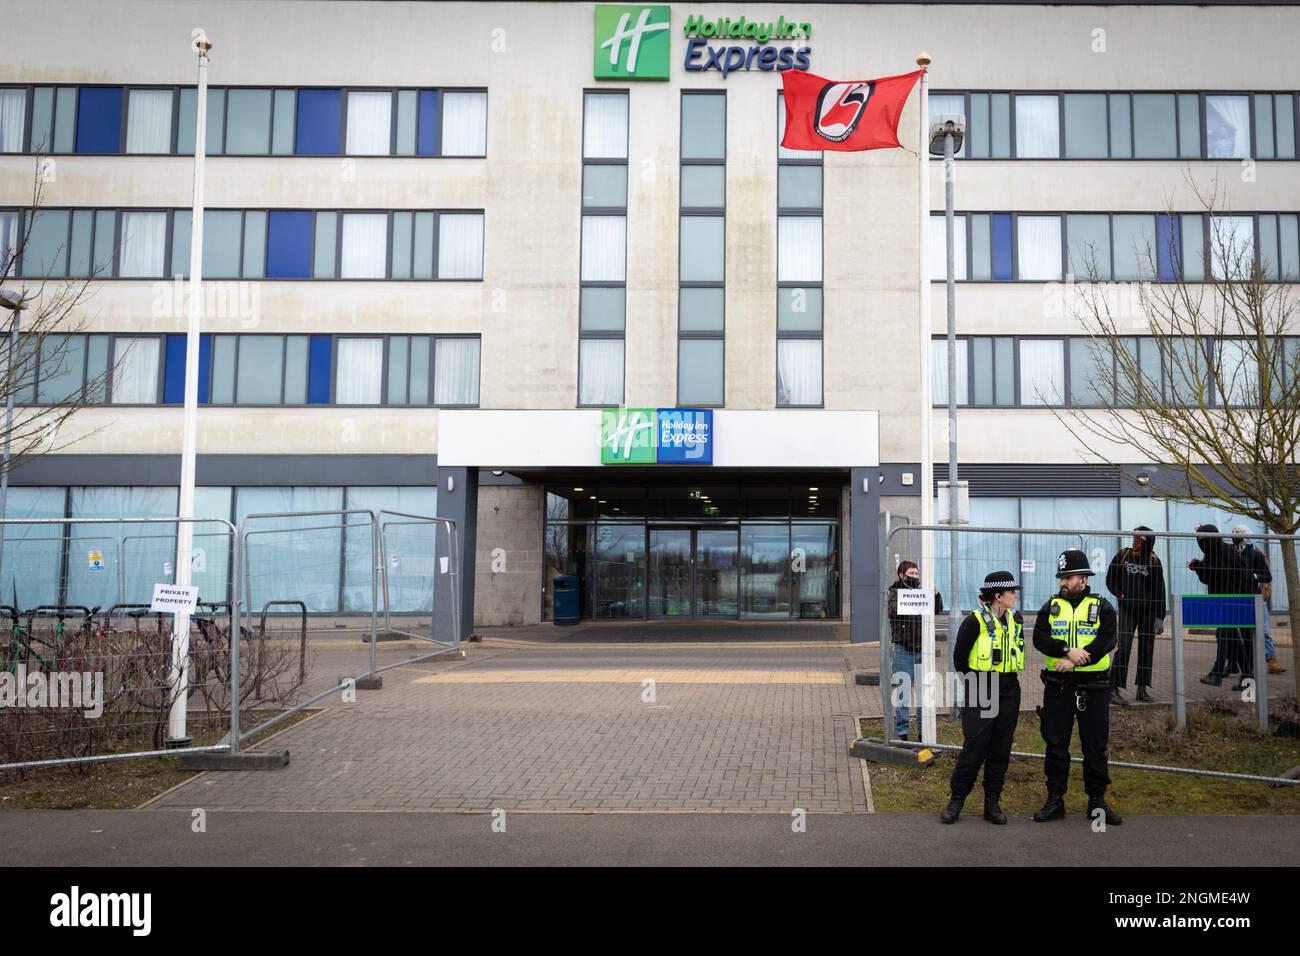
[552,575,580,626]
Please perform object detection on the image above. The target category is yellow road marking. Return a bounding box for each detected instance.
[413,669,845,685]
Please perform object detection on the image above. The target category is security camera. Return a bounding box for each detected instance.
[928,114,965,156]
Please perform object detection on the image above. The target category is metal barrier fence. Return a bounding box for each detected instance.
[0,508,459,772]
[880,523,1299,786]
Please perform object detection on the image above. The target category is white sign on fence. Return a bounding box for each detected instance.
[87,550,105,572]
[151,583,199,614]
[1021,559,1036,574]
[896,588,934,616]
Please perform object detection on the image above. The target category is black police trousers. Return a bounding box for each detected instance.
[949,674,1020,800]
[1040,681,1111,798]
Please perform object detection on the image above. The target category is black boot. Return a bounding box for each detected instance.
[983,793,1007,825]
[1032,793,1066,822]
[1087,796,1123,825]
[939,795,964,824]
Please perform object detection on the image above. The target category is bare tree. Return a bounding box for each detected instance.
[1,154,113,473]
[1058,179,1300,703]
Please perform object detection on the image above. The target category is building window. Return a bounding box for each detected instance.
[440,91,488,156]
[0,88,25,153]
[336,337,385,405]
[346,90,393,155]
[110,336,161,404]
[579,90,628,407]
[934,89,1299,160]
[1019,339,1065,405]
[679,91,725,407]
[125,88,173,154]
[776,93,823,407]
[117,211,168,278]
[75,87,123,153]
[433,337,481,405]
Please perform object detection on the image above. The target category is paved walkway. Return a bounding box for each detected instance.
[154,630,874,813]
[5,809,1297,867]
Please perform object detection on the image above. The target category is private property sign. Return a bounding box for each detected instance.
[896,589,934,616]
[601,408,713,464]
[151,584,199,614]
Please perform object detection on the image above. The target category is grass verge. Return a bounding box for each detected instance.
[0,709,317,810]
[860,697,1300,816]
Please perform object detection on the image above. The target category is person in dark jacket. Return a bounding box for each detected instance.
[886,561,944,740]
[1233,525,1285,676]
[1189,524,1257,688]
[939,570,1023,826]
[1031,549,1122,825]
[1105,527,1167,704]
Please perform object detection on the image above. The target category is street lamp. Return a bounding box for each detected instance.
[167,30,212,746]
[930,113,967,717]
[0,288,29,592]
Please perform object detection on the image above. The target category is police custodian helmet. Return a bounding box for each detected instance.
[1055,548,1094,578]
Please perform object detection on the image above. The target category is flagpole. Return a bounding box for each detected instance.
[915,52,937,747]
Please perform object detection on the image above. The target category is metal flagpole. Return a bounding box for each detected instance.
[916,52,937,746]
[167,30,212,744]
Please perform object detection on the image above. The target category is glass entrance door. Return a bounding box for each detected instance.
[647,527,739,619]
[648,529,692,618]
[695,528,738,618]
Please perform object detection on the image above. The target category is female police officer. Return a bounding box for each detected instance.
[1031,548,1122,825]
[939,570,1024,825]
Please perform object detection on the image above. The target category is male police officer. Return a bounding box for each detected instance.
[1031,548,1123,825]
[940,570,1024,825]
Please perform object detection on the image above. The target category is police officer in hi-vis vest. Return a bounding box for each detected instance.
[940,571,1024,825]
[1031,549,1122,825]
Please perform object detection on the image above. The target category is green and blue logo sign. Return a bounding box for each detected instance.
[594,5,672,80]
[601,408,713,464]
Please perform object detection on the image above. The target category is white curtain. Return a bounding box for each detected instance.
[579,339,623,405]
[1016,215,1063,279]
[441,91,487,156]
[0,89,25,153]
[778,216,822,282]
[931,339,969,405]
[929,214,967,280]
[0,210,16,272]
[434,338,480,405]
[1211,215,1255,279]
[1206,95,1250,159]
[1019,339,1065,405]
[336,338,383,404]
[346,91,392,155]
[1015,95,1060,158]
[1216,339,1258,406]
[437,212,484,279]
[126,89,173,153]
[111,337,160,403]
[583,92,628,159]
[581,215,625,281]
[118,211,167,277]
[777,339,822,405]
[340,213,388,278]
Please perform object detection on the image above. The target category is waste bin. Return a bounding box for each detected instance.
[552,575,580,626]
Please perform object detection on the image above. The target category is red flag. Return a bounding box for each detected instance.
[780,68,923,151]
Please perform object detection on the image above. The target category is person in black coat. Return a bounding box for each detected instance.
[1104,527,1167,704]
[1188,524,1257,688]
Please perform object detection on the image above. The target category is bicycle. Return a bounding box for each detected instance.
[139,601,249,709]
[0,605,97,674]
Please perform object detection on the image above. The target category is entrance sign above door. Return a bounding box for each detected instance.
[601,408,713,465]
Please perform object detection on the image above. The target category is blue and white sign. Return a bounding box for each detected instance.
[656,408,713,464]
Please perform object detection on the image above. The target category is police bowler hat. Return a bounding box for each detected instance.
[1055,548,1094,578]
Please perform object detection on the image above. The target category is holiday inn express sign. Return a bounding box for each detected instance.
[594,5,813,80]
[601,408,714,464]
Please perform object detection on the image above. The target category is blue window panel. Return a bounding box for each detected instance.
[308,335,332,404]
[198,333,212,404]
[163,334,213,403]
[295,89,341,155]
[1157,214,1180,281]
[266,211,314,278]
[417,90,439,156]
[991,214,1013,280]
[75,86,123,153]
